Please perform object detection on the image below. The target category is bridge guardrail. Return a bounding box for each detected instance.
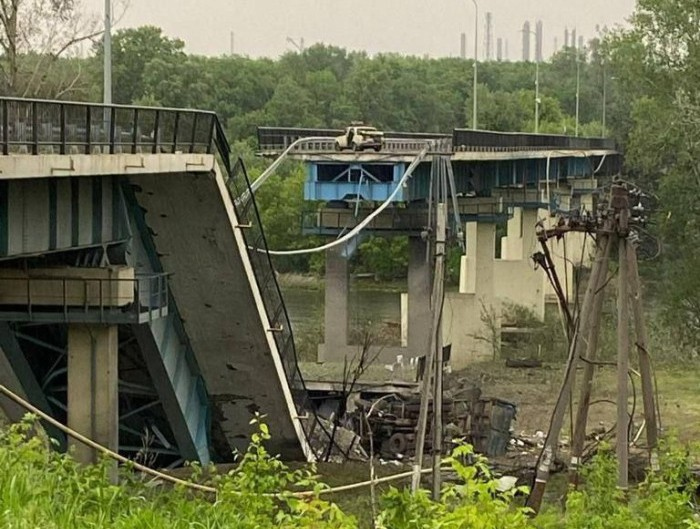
[212,120,317,447]
[0,272,169,324]
[0,97,215,156]
[452,128,616,152]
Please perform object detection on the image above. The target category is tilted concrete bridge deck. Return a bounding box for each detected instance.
[0,98,315,466]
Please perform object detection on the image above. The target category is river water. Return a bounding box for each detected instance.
[281,286,403,360]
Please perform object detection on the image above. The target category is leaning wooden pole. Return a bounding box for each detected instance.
[626,241,659,471]
[431,201,447,500]
[412,184,443,494]
[526,234,608,513]
[568,233,611,486]
[612,185,631,491]
[617,234,630,491]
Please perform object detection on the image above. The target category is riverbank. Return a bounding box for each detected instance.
[278,272,408,293]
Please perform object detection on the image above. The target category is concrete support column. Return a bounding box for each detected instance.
[67,324,118,472]
[460,221,496,297]
[407,237,431,357]
[500,207,524,260]
[323,246,349,353]
[448,221,499,368]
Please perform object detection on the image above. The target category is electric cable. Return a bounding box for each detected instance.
[0,383,453,498]
[259,144,431,256]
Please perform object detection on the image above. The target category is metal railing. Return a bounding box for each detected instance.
[212,121,317,447]
[452,129,617,152]
[0,272,169,324]
[0,97,216,156]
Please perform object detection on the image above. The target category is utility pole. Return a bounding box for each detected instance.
[472,0,479,129]
[230,31,235,55]
[575,53,581,136]
[431,200,447,500]
[412,158,448,496]
[535,58,540,133]
[524,28,540,133]
[528,185,660,509]
[602,62,607,137]
[103,0,112,105]
[616,189,630,491]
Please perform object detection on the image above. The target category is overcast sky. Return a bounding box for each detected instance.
[87,0,637,59]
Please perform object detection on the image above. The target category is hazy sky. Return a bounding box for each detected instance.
[87,0,637,59]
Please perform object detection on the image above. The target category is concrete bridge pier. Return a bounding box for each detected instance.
[406,237,431,358]
[320,238,432,363]
[445,221,500,368]
[495,208,546,320]
[67,324,118,477]
[321,245,350,359]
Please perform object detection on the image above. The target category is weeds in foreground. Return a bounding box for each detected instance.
[0,415,697,528]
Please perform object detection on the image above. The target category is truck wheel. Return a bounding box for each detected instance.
[335,141,342,151]
[382,432,408,456]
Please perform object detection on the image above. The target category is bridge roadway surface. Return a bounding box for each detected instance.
[257,126,617,159]
[0,97,312,464]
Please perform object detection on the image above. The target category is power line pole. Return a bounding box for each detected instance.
[431,168,447,500]
[412,159,448,496]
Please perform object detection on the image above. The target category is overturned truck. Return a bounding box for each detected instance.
[350,391,517,460]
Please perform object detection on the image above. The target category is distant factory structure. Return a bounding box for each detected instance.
[458,13,598,62]
[522,21,531,61]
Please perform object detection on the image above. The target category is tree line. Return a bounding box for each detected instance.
[3,1,698,347]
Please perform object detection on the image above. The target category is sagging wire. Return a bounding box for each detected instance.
[0,383,453,499]
[258,143,431,256]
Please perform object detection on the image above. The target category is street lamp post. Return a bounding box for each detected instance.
[103,0,112,105]
[602,63,607,137]
[472,0,478,129]
[575,52,581,137]
[535,58,540,133]
[524,29,540,133]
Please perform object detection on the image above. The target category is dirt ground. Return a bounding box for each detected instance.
[458,361,700,444]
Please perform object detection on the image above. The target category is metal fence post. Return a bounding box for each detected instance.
[2,99,8,155]
[132,108,139,154]
[59,104,67,155]
[31,101,38,155]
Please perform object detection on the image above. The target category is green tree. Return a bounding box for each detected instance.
[605,0,700,348]
[94,26,185,104]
